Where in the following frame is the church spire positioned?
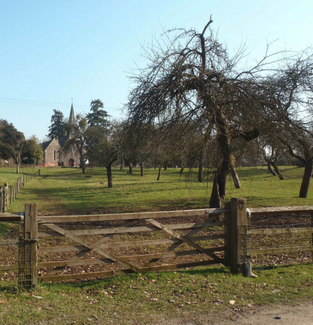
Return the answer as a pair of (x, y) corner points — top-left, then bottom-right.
(69, 99), (76, 125)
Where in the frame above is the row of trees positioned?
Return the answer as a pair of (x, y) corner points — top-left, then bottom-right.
(0, 120), (43, 173)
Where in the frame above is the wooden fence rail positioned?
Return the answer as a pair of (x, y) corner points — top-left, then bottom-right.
(0, 198), (312, 289)
(0, 169), (40, 212)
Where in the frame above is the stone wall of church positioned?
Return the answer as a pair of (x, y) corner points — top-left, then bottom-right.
(43, 138), (60, 167)
(60, 145), (81, 167)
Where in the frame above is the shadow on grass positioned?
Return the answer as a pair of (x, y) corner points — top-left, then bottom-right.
(39, 266), (230, 290)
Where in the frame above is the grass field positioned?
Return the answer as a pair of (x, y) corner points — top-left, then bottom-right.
(2, 165), (313, 215)
(0, 165), (312, 324)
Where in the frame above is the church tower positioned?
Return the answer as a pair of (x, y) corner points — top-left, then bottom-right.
(67, 100), (76, 138)
(69, 100), (76, 125)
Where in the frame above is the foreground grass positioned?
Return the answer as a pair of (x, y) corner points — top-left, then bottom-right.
(1, 165), (313, 215)
(0, 264), (312, 324)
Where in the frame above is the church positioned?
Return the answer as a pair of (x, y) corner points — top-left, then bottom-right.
(42, 103), (81, 167)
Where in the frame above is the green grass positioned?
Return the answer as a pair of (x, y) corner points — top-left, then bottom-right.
(0, 165), (312, 324)
(1, 165), (313, 215)
(0, 167), (38, 187)
(0, 264), (312, 324)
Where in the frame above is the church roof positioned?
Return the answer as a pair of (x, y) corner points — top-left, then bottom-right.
(58, 136), (69, 147)
(42, 139), (53, 151)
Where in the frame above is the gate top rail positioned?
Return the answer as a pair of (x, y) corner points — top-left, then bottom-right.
(249, 206), (313, 216)
(0, 212), (23, 221)
(38, 207), (229, 224)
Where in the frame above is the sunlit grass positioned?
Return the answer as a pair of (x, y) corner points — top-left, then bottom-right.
(0, 166), (312, 324)
(1, 165), (313, 214)
(0, 264), (312, 324)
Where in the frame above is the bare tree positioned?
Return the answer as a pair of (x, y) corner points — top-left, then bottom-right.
(63, 114), (88, 174)
(126, 19), (278, 207)
(260, 51), (313, 197)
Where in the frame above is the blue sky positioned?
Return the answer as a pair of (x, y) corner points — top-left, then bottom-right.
(0, 0), (312, 141)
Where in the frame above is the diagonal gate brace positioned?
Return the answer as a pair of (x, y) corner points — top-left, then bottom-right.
(45, 223), (144, 274)
(146, 218), (224, 263)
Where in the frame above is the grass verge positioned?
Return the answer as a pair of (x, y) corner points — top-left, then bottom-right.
(0, 264), (312, 324)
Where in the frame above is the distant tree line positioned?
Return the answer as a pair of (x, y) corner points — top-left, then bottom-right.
(0, 120), (43, 173)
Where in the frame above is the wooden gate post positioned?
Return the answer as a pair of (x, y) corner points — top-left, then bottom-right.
(225, 198), (250, 274)
(0, 186), (3, 212)
(18, 203), (38, 289)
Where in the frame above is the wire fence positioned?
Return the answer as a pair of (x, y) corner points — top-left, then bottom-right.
(250, 213), (312, 266)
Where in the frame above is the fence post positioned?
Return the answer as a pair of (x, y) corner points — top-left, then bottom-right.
(225, 198), (244, 273)
(225, 198), (255, 276)
(0, 186), (3, 212)
(311, 212), (313, 262)
(18, 203), (38, 289)
(13, 184), (16, 201)
(3, 183), (8, 212)
(233, 198), (256, 277)
(224, 200), (232, 268)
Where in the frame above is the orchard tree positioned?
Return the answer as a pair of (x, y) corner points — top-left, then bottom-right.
(86, 123), (119, 188)
(126, 19), (278, 207)
(259, 52), (313, 198)
(63, 114), (89, 174)
(127, 18), (313, 206)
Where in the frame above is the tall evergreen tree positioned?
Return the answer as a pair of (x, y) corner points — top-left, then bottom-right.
(86, 99), (110, 129)
(48, 109), (66, 139)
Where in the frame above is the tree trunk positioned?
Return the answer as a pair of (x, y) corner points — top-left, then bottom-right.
(16, 161), (20, 174)
(209, 163), (228, 208)
(81, 159), (86, 174)
(157, 165), (162, 181)
(271, 163), (284, 180)
(198, 155), (203, 182)
(106, 164), (113, 188)
(267, 162), (277, 176)
(140, 162), (144, 176)
(231, 165), (241, 188)
(128, 163), (133, 175)
(120, 155), (123, 171)
(164, 162), (168, 170)
(209, 174), (222, 208)
(299, 159), (312, 198)
(179, 166), (184, 175)
(209, 103), (231, 208)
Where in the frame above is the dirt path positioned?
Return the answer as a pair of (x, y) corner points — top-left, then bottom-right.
(157, 301), (313, 325)
(217, 301), (313, 325)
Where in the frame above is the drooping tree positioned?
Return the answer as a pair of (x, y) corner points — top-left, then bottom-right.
(126, 19), (277, 207)
(259, 52), (313, 198)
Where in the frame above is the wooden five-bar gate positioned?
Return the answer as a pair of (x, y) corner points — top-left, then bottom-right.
(0, 198), (312, 289)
